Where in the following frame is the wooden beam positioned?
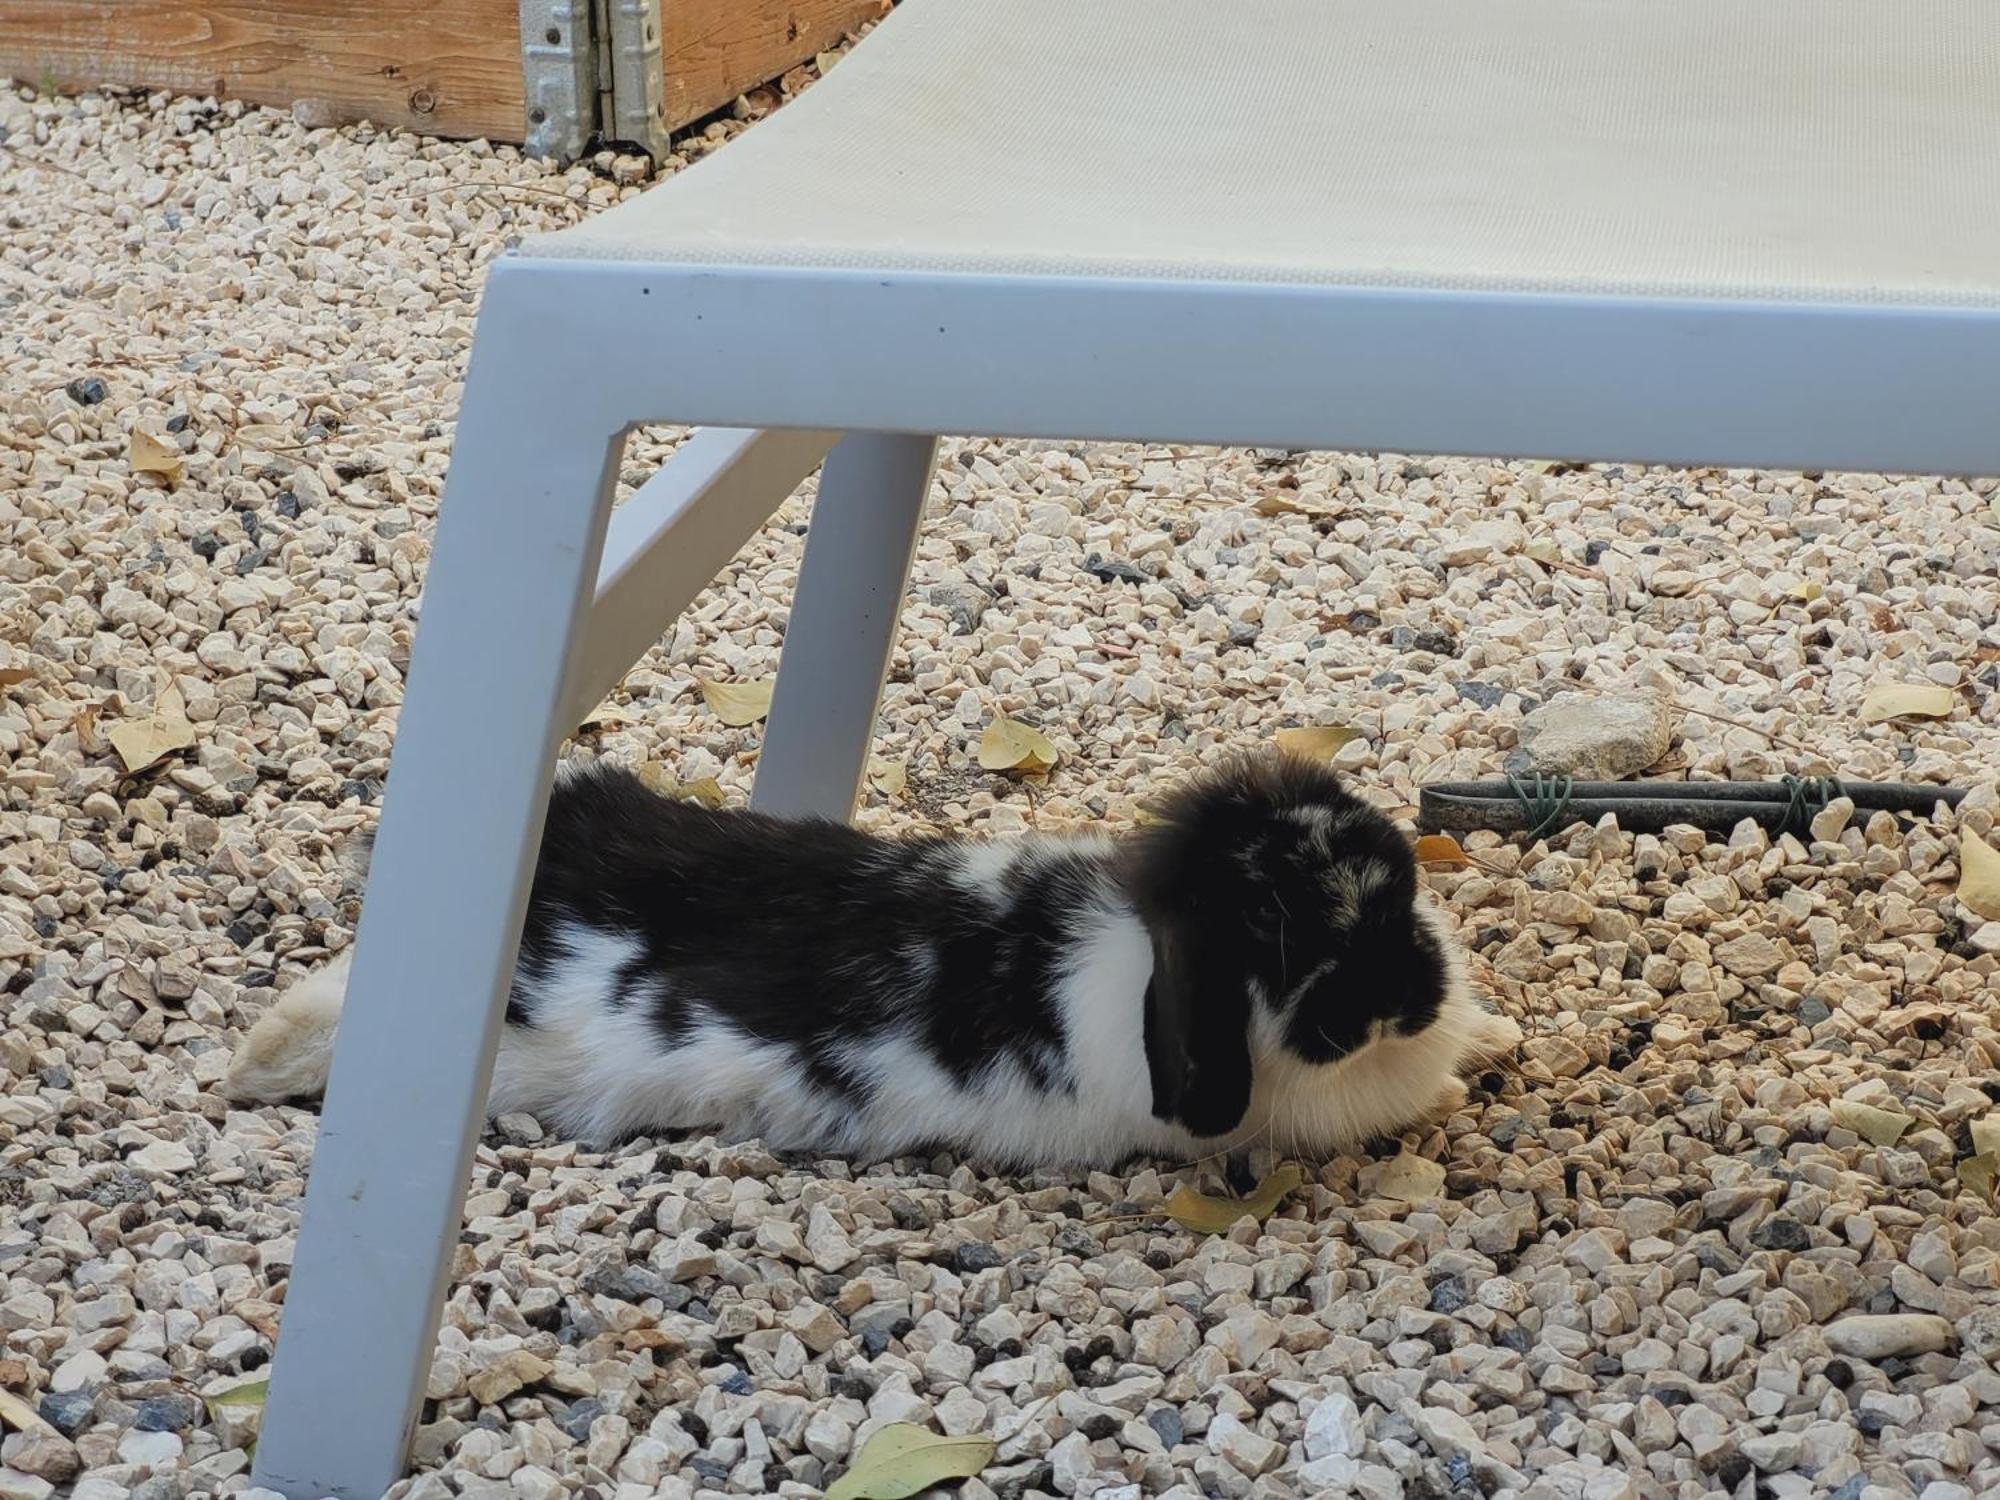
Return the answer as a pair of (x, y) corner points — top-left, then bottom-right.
(0, 0), (888, 145)
(0, 0), (526, 141)
(661, 0), (884, 128)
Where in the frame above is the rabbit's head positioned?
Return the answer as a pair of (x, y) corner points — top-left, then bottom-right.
(1122, 753), (1471, 1138)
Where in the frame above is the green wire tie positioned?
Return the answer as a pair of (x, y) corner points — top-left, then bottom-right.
(1505, 771), (1575, 841)
(1778, 775), (1843, 839)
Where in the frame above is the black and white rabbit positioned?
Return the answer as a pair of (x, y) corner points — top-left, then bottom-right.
(225, 754), (1520, 1167)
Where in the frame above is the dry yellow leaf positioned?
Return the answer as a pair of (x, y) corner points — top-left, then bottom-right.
(128, 427), (184, 481)
(637, 763), (725, 808)
(1957, 830), (2000, 921)
(106, 683), (196, 774)
(978, 715), (1058, 774)
(578, 700), (638, 730)
(824, 1424), (996, 1500)
(1274, 725), (1362, 761)
(73, 702), (103, 754)
(1959, 1153), (1998, 1207)
(232, 422), (289, 455)
(1254, 493), (1309, 518)
(0, 1386), (52, 1434)
(1374, 1153), (1448, 1205)
(1414, 834), (1472, 869)
(0, 642), (34, 688)
(205, 1379), (269, 1412)
(699, 677), (775, 727)
(1858, 682), (1955, 724)
(1785, 581), (1824, 603)
(1830, 1099), (1913, 1147)
(679, 777), (725, 809)
(868, 759), (908, 799)
(1162, 1165), (1305, 1234)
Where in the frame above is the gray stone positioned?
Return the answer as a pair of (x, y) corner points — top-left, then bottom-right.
(35, 1391), (95, 1438)
(133, 1394), (203, 1433)
(1518, 691), (1673, 780)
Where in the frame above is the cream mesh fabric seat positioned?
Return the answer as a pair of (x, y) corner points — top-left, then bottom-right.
(527, 0), (2000, 305)
(253, 3), (2000, 1494)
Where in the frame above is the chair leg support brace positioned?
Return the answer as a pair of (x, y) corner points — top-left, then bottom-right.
(251, 295), (629, 1500)
(565, 425), (836, 729)
(753, 432), (939, 821)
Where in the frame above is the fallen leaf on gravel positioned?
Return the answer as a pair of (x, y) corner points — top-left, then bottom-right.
(637, 763), (726, 809)
(1830, 1099), (1913, 1147)
(1164, 1165), (1305, 1234)
(0, 1386), (53, 1433)
(72, 702), (102, 753)
(699, 677), (774, 727)
(825, 1423), (996, 1500)
(979, 715), (1058, 774)
(1958, 1153), (1998, 1207)
(107, 682), (196, 773)
(1414, 834), (1471, 868)
(1858, 682), (1955, 724)
(1374, 1153), (1448, 1205)
(203, 1378), (269, 1459)
(1254, 493), (1309, 517)
(0, 640), (37, 688)
(1785, 581), (1824, 602)
(1274, 725), (1362, 761)
(204, 1379), (269, 1413)
(1957, 830), (2000, 921)
(128, 426), (184, 481)
(577, 700), (637, 730)
(868, 759), (907, 798)
(679, 777), (725, 809)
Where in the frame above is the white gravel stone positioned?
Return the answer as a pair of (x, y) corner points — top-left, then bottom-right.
(1303, 1392), (1364, 1460)
(1824, 1315), (1955, 1360)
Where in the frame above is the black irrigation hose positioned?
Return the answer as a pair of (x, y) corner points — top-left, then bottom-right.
(1419, 776), (1967, 839)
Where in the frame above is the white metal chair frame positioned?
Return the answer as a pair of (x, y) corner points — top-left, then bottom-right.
(246, 1), (2000, 1493)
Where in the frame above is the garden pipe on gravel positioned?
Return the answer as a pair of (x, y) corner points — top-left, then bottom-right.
(1418, 776), (1968, 840)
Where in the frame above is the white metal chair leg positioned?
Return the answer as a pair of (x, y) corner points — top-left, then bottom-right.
(251, 287), (629, 1500)
(752, 432), (939, 821)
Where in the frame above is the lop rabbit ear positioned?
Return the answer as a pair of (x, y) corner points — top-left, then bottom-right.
(1142, 924), (1252, 1140)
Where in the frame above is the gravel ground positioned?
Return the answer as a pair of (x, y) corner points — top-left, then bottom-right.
(5, 46), (2000, 1500)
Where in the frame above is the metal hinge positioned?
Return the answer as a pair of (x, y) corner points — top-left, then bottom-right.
(519, 0), (596, 161)
(604, 0), (673, 160)
(517, 0), (667, 164)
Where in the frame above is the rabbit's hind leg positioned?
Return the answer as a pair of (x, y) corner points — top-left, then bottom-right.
(223, 948), (355, 1104)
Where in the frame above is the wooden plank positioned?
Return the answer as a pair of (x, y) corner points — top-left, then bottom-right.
(661, 0), (885, 128)
(0, 0), (525, 141)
